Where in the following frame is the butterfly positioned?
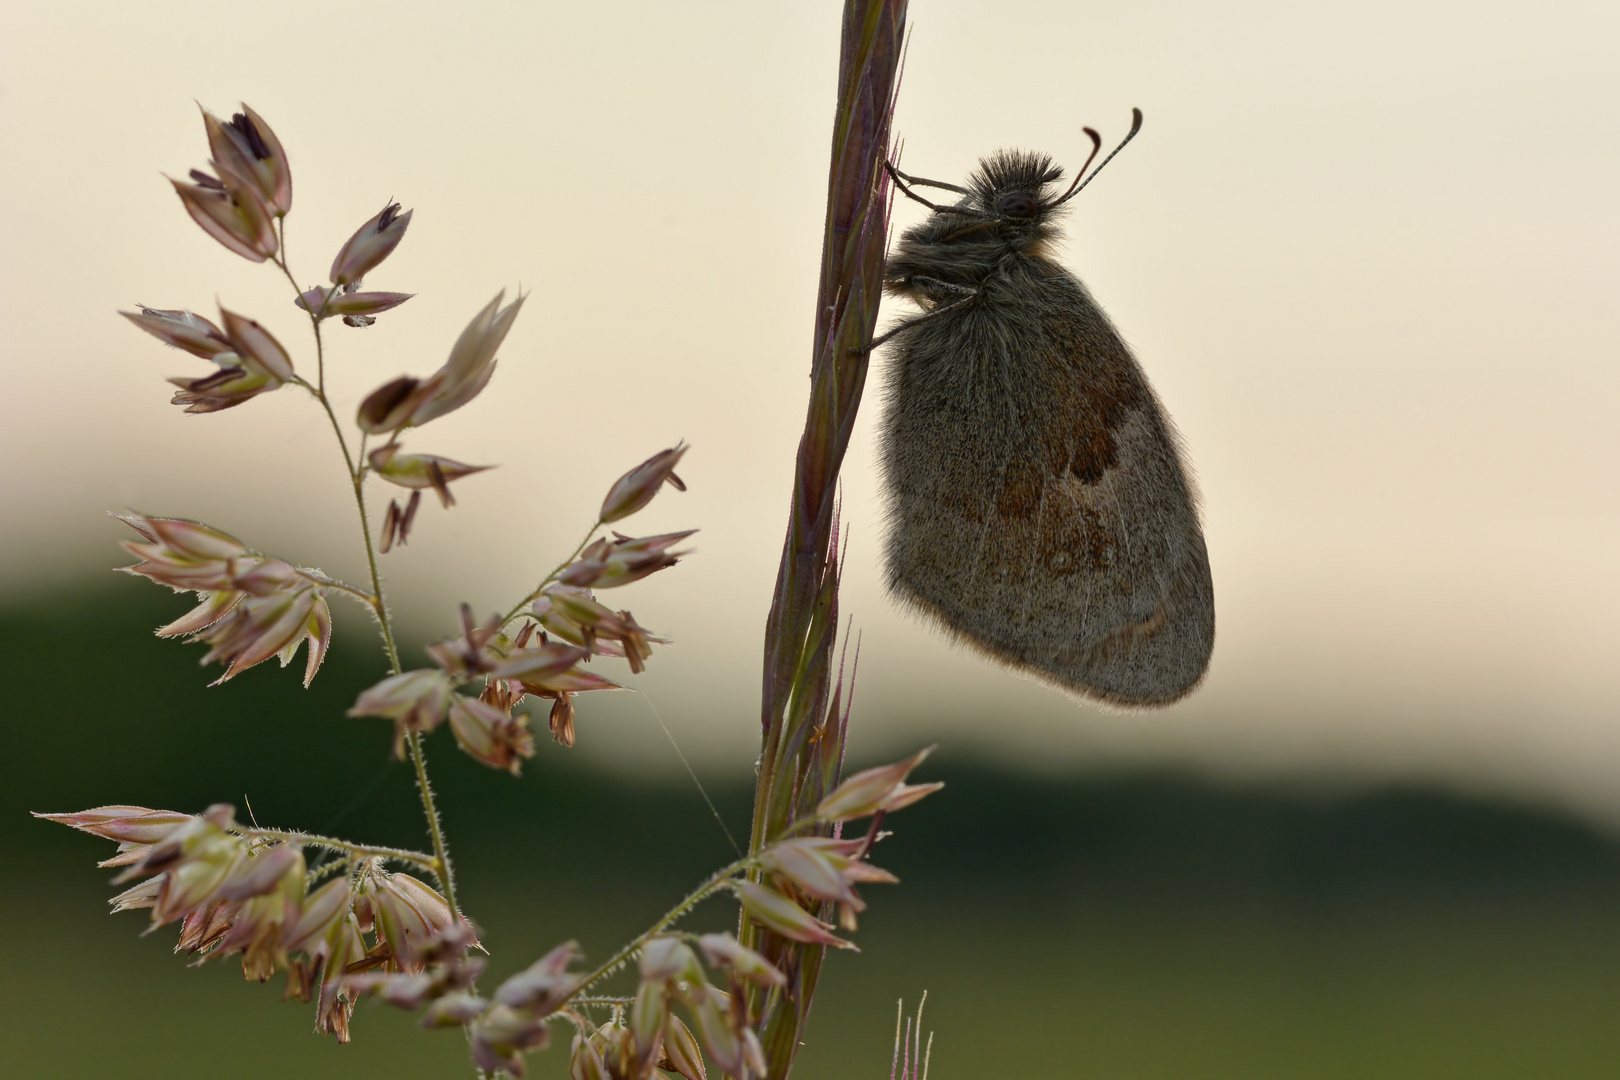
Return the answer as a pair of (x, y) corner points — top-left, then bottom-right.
(876, 110), (1213, 707)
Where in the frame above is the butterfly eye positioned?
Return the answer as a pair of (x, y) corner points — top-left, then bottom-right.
(995, 192), (1039, 218)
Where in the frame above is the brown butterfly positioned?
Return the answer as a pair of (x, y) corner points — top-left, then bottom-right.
(876, 110), (1213, 707)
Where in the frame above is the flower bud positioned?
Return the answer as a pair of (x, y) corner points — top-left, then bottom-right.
(190, 582), (331, 687)
(758, 839), (863, 909)
(631, 979), (668, 1061)
(357, 375), (424, 434)
(215, 845), (302, 901)
(348, 670), (453, 755)
(159, 306), (295, 413)
(282, 875), (354, 954)
(662, 1015), (708, 1080)
(734, 880), (852, 949)
(218, 307), (295, 382)
(330, 201), (412, 286)
(298, 286), (414, 320)
(372, 872), (455, 971)
(539, 588), (662, 672)
(742, 1027), (767, 1078)
(352, 291), (524, 434)
(472, 1004), (549, 1075)
(410, 290), (523, 426)
(203, 105), (291, 216)
(560, 529), (697, 589)
(421, 992), (489, 1027)
(491, 643), (591, 689)
(368, 444), (492, 508)
(151, 834), (242, 926)
(121, 306), (234, 359)
(32, 805), (192, 845)
(639, 936), (701, 985)
(570, 1033), (610, 1080)
(117, 512), (250, 592)
(695, 933), (786, 988)
(492, 940), (582, 1014)
(171, 171), (278, 261)
(689, 990), (745, 1078)
(447, 695), (535, 776)
(816, 746), (941, 823)
(600, 444), (688, 524)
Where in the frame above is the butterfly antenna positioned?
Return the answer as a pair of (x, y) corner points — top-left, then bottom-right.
(1054, 107), (1144, 205)
(1055, 128), (1103, 202)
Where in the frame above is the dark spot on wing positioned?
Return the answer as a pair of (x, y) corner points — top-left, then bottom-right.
(1041, 311), (1148, 487)
(995, 457), (1043, 519)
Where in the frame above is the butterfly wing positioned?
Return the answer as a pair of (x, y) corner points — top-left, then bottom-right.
(880, 270), (1214, 707)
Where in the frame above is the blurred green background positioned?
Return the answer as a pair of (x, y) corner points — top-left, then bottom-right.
(8, 584), (1620, 1079)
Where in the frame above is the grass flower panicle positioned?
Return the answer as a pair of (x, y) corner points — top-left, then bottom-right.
(40, 10), (941, 1074)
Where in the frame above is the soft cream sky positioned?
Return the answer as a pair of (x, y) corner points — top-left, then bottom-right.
(2, 2), (1617, 816)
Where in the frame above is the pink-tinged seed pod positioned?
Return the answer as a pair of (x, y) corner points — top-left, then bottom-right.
(734, 880), (853, 949)
(218, 308), (295, 382)
(688, 991), (746, 1079)
(695, 932), (786, 988)
(570, 1033), (610, 1080)
(122, 306), (235, 359)
(407, 290), (524, 426)
(330, 202), (412, 286)
(472, 1004), (550, 1075)
(31, 805), (193, 845)
(215, 845), (303, 901)
(564, 529), (698, 589)
(203, 105), (292, 216)
(171, 170), (278, 262)
(492, 643), (592, 688)
(137, 514), (248, 559)
(631, 979), (669, 1060)
(600, 443), (688, 524)
(639, 936), (702, 984)
(421, 992), (490, 1028)
(297, 286), (414, 319)
(446, 695), (535, 776)
(189, 585), (331, 686)
(663, 1015), (708, 1080)
(525, 667), (625, 694)
(368, 444), (493, 508)
(166, 367), (278, 413)
(371, 873), (454, 971)
(350, 292), (524, 434)
(357, 375), (425, 434)
(815, 745), (942, 823)
(348, 669), (454, 755)
(150, 836), (243, 927)
(741, 1027), (767, 1078)
(493, 940), (583, 1013)
(229, 557), (301, 597)
(315, 916), (365, 1042)
(108, 876), (164, 913)
(116, 513), (250, 594)
(758, 840), (863, 908)
(281, 875), (354, 954)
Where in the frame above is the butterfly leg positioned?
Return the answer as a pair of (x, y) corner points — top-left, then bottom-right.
(855, 280), (980, 353)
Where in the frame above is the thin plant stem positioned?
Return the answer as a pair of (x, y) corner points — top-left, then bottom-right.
(499, 520), (601, 627)
(570, 854), (755, 996)
(292, 568), (374, 603)
(242, 828), (437, 872)
(274, 227), (459, 916)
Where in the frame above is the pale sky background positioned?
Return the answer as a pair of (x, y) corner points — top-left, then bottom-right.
(2, 2), (1617, 818)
